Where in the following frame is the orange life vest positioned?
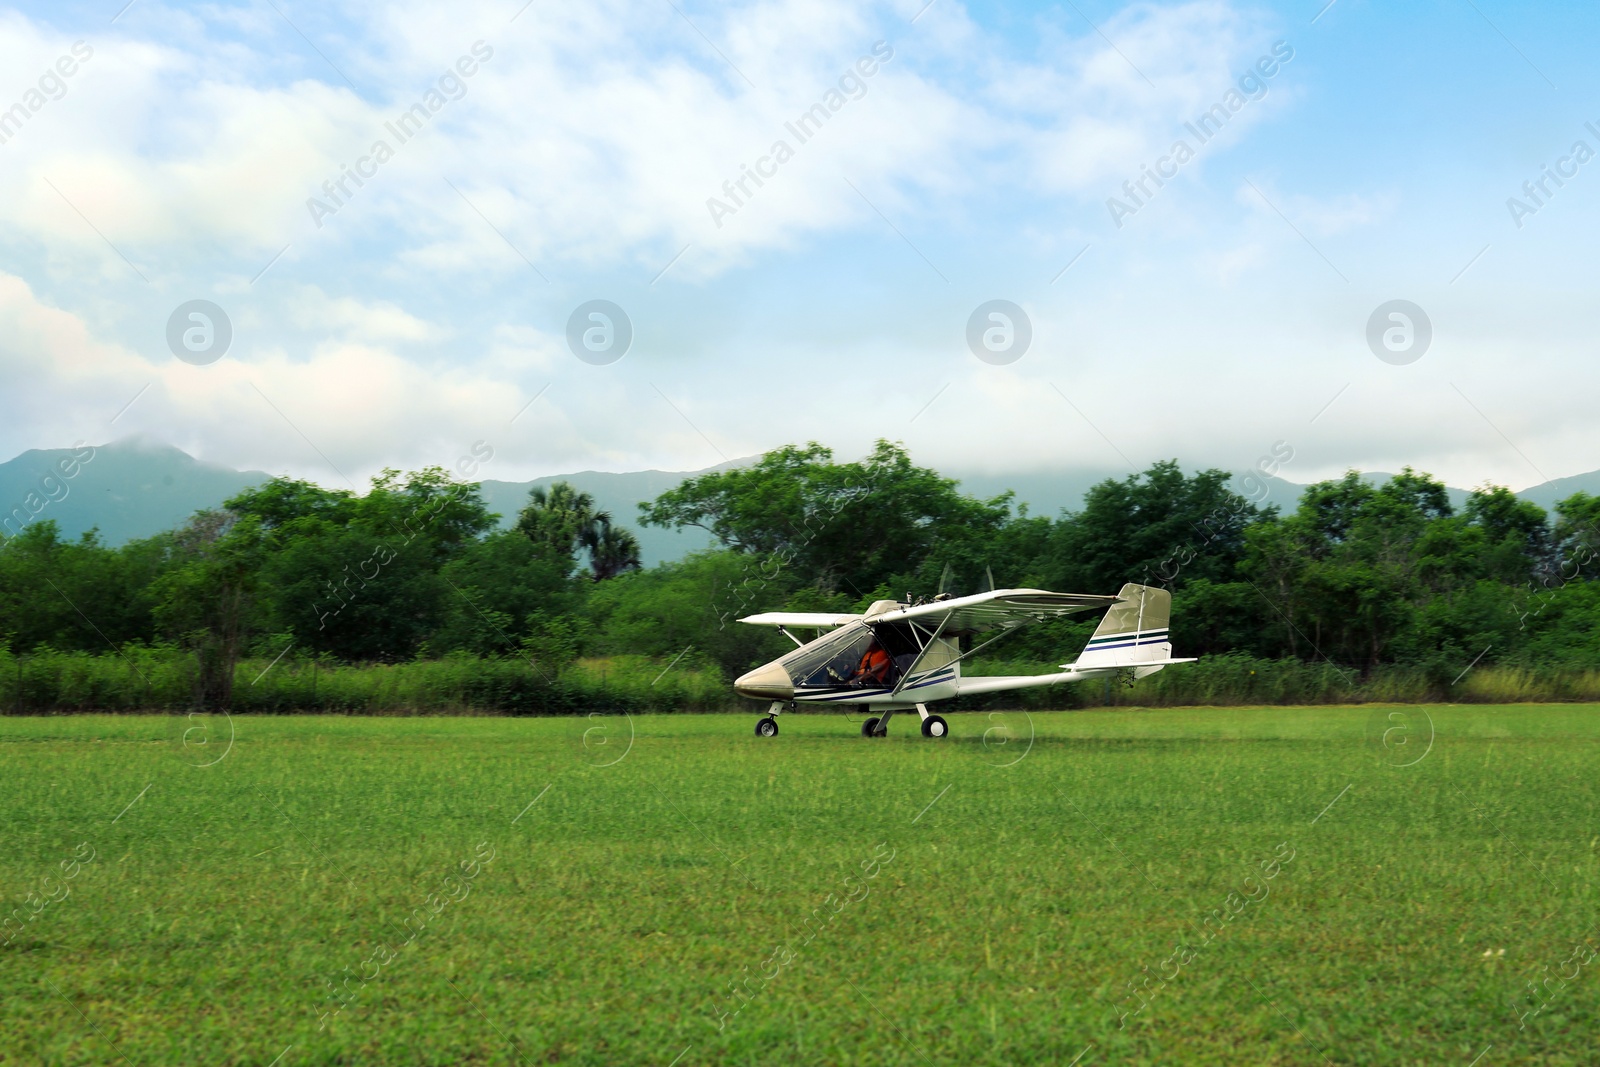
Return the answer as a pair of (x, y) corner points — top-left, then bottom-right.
(857, 645), (892, 683)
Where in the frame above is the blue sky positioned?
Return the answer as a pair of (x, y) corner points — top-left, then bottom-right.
(2, 0), (1596, 498)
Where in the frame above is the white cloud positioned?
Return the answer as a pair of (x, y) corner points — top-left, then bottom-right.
(5, 0), (1599, 499)
(281, 285), (442, 343)
(1234, 180), (1390, 238)
(0, 0), (1284, 277)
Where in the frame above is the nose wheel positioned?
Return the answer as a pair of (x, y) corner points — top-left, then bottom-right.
(755, 717), (779, 737)
(920, 714), (948, 738)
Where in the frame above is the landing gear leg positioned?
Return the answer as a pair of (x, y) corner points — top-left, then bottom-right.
(755, 701), (783, 738)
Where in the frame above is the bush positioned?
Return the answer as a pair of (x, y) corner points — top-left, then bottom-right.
(0, 646), (727, 716)
(7, 645), (1600, 715)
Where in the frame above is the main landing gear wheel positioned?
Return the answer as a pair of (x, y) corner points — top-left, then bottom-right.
(862, 717), (887, 738)
(921, 715), (948, 738)
(755, 717), (779, 737)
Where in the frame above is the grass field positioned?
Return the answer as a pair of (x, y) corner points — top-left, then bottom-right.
(2, 705), (1598, 1066)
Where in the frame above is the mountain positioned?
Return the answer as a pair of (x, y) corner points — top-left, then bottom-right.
(955, 466), (1600, 520)
(6, 439), (1600, 560)
(0, 438), (742, 566)
(945, 468), (1126, 519)
(1244, 470), (1474, 513)
(0, 438), (272, 546)
(1514, 470), (1600, 512)
(948, 468), (1468, 518)
(1248, 470), (1600, 516)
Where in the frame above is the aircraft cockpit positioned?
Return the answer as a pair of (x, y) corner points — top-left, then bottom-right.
(773, 619), (927, 688)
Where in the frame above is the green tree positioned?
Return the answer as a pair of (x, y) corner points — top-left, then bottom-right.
(1462, 485), (1551, 586)
(640, 441), (1011, 597)
(1554, 492), (1600, 571)
(359, 467), (497, 565)
(264, 525), (448, 661)
(230, 470), (497, 661)
(583, 515), (642, 581)
(517, 482), (597, 560)
(518, 482), (642, 581)
(1243, 468), (1484, 672)
(149, 511), (268, 707)
(585, 550), (796, 677)
(1039, 461), (1265, 594)
(225, 477), (356, 533)
(0, 521), (163, 653)
(434, 530), (583, 655)
(1170, 578), (1274, 659)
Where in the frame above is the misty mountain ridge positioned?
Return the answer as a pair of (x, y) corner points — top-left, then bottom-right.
(0, 437), (273, 549)
(4, 440), (1600, 565)
(0, 438), (733, 567)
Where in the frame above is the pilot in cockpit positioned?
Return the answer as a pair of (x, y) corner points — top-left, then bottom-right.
(852, 638), (894, 685)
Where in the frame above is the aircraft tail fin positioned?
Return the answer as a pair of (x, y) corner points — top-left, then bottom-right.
(1064, 583), (1178, 677)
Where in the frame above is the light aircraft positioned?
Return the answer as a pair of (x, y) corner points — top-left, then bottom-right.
(734, 583), (1192, 737)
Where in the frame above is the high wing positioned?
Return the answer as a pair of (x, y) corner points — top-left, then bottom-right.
(866, 588), (1118, 635)
(738, 612), (863, 628)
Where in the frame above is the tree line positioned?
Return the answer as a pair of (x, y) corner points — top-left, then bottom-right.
(3, 439), (1599, 708)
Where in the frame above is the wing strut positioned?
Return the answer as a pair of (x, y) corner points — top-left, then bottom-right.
(896, 614), (1030, 697)
(883, 609), (1021, 696)
(886, 609), (953, 699)
(946, 622), (1024, 667)
(887, 613), (1032, 698)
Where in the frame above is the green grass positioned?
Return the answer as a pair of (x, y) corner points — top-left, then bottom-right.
(2, 705), (1598, 1065)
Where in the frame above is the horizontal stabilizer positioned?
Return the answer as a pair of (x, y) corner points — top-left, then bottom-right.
(1059, 656), (1197, 673)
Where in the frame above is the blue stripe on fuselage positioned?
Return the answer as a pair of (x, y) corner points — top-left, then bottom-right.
(797, 667), (955, 702)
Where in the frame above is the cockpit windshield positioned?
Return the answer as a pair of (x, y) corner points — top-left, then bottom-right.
(776, 621), (928, 688)
(777, 623), (876, 687)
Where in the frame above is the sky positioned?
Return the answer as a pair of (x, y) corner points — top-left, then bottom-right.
(1, 0), (1597, 499)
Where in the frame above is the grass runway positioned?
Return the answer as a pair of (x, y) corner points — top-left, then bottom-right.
(1, 705), (1597, 1065)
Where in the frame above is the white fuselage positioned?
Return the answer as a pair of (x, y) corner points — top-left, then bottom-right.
(733, 617), (1110, 710)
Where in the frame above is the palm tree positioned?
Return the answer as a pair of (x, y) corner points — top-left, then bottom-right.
(583, 514), (642, 580)
(516, 482), (597, 558)
(517, 482), (642, 580)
